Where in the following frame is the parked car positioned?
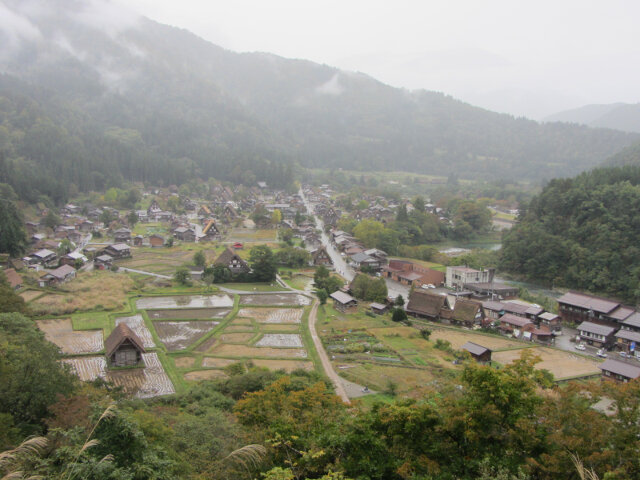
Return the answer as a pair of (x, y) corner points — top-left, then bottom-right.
(619, 351), (629, 358)
(575, 344), (586, 351)
(597, 349), (608, 358)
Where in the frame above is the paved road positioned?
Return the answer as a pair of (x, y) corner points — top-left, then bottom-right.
(307, 299), (351, 404)
(300, 188), (409, 300)
(117, 267), (172, 279)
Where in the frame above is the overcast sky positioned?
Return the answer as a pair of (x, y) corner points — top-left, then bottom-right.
(116, 0), (640, 119)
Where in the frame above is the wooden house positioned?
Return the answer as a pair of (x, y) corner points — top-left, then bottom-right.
(214, 248), (251, 275)
(498, 313), (534, 338)
(94, 254), (114, 270)
(39, 265), (76, 287)
(576, 321), (616, 348)
(330, 291), (358, 313)
(173, 227), (196, 242)
(113, 228), (132, 243)
(461, 341), (492, 363)
(149, 234), (165, 248)
(448, 299), (483, 327)
(202, 219), (220, 241)
(103, 244), (131, 259)
(406, 290), (447, 320)
(599, 358), (640, 383)
(105, 323), (145, 367)
(311, 246), (333, 267)
(370, 302), (389, 315)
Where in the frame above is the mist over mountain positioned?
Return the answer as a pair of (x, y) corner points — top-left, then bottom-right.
(544, 103), (640, 133)
(0, 0), (638, 203)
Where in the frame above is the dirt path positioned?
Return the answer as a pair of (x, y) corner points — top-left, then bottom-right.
(307, 299), (351, 404)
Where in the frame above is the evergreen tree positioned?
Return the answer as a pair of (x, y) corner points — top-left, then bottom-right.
(0, 198), (27, 256)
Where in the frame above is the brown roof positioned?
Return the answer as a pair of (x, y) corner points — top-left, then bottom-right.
(214, 247), (249, 270)
(499, 313), (533, 328)
(452, 299), (482, 323)
(462, 341), (491, 356)
(599, 359), (640, 379)
(406, 290), (447, 317)
(557, 292), (620, 314)
(105, 323), (146, 357)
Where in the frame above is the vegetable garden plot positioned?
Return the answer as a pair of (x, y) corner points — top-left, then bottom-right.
(237, 308), (303, 324)
(37, 318), (104, 354)
(115, 315), (155, 348)
(255, 333), (304, 348)
(154, 321), (219, 351)
(220, 332), (255, 343)
(239, 293), (311, 306)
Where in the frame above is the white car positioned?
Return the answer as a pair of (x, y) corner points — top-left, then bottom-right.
(575, 344), (586, 351)
(596, 349), (608, 358)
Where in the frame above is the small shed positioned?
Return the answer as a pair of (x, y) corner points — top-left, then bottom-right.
(105, 323), (146, 367)
(461, 341), (492, 363)
(330, 291), (358, 313)
(370, 302), (388, 315)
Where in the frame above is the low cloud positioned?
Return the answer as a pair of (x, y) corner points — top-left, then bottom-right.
(315, 73), (344, 96)
(72, 0), (141, 39)
(0, 2), (42, 54)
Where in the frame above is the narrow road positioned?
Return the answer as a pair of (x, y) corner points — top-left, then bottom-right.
(117, 267), (172, 279)
(307, 299), (351, 404)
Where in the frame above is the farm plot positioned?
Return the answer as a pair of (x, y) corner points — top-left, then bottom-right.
(20, 290), (43, 302)
(107, 353), (175, 398)
(147, 308), (231, 319)
(239, 293), (311, 306)
(115, 315), (155, 348)
(261, 324), (300, 333)
(255, 333), (304, 348)
(184, 370), (228, 381)
(62, 356), (107, 381)
(37, 318), (103, 354)
(209, 344), (308, 358)
(202, 357), (242, 368)
(229, 228), (277, 242)
(492, 347), (601, 380)
(154, 321), (219, 351)
(63, 353), (175, 398)
(173, 356), (196, 368)
(237, 308), (303, 324)
(220, 332), (255, 343)
(224, 325), (256, 332)
(429, 328), (526, 351)
(251, 359), (314, 372)
(136, 294), (233, 310)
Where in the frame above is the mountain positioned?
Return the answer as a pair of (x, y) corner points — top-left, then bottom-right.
(0, 0), (638, 204)
(501, 164), (640, 302)
(604, 140), (640, 167)
(544, 103), (640, 133)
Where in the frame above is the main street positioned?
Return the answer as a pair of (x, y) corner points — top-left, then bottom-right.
(300, 188), (409, 300)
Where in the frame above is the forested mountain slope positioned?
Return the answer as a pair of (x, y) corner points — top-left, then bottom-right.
(0, 0), (638, 203)
(501, 165), (640, 301)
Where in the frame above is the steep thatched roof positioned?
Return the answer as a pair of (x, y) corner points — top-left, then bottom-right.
(406, 290), (447, 317)
(214, 247), (249, 270)
(105, 323), (146, 357)
(452, 299), (482, 323)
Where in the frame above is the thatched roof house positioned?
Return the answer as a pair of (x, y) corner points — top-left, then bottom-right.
(105, 323), (146, 367)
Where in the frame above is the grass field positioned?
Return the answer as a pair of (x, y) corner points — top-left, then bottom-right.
(30, 271), (134, 315)
(492, 347), (601, 380)
(228, 228), (277, 242)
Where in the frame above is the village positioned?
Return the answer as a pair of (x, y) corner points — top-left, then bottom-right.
(1, 179), (638, 404)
